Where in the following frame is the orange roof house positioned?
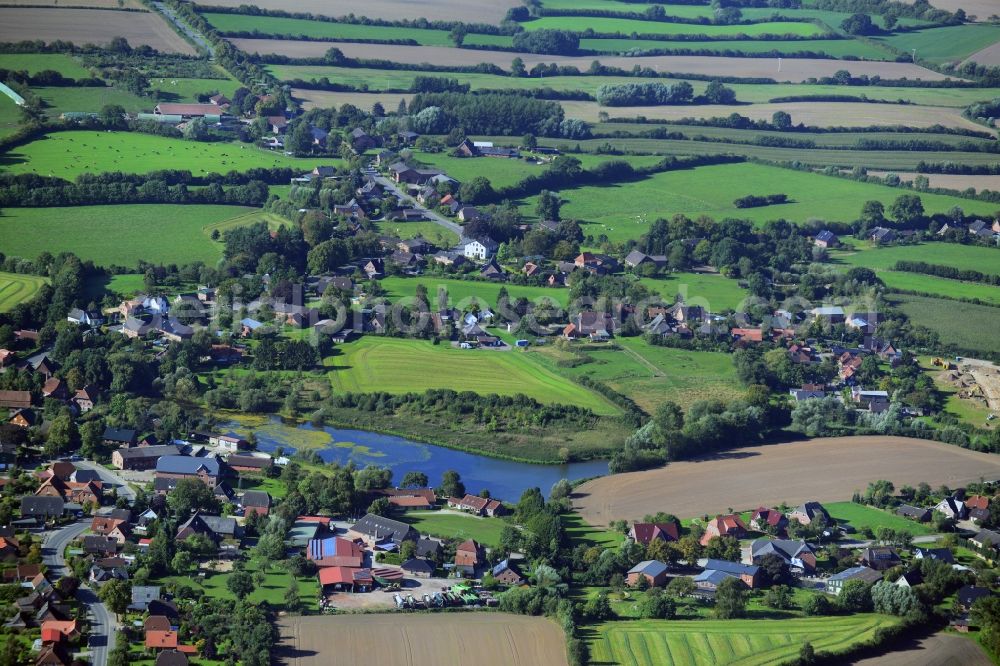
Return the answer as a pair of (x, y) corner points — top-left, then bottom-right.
(40, 620), (78, 644)
(701, 514), (748, 546)
(146, 630), (179, 650)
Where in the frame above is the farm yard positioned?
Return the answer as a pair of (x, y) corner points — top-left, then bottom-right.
(324, 336), (620, 416)
(0, 204), (254, 265)
(586, 615), (897, 666)
(0, 7), (197, 54)
(0, 271), (47, 312)
(2, 132), (321, 180)
(276, 614), (568, 666)
(572, 436), (1000, 525)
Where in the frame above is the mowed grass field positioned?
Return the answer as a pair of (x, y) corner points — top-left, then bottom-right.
(874, 24), (1000, 64)
(276, 614), (568, 666)
(0, 52), (91, 77)
(586, 615), (896, 666)
(525, 163), (999, 242)
(836, 243), (1000, 273)
(876, 271), (1000, 305)
(890, 294), (1000, 355)
(324, 336), (619, 414)
(374, 220), (459, 246)
(534, 338), (743, 413)
(378, 275), (563, 309)
(0, 271), (47, 312)
(2, 131), (322, 179)
(269, 65), (1000, 107)
(638, 273), (748, 311)
(523, 16), (828, 37)
(0, 204), (254, 265)
(578, 37), (890, 59)
(399, 511), (506, 546)
(825, 501), (935, 536)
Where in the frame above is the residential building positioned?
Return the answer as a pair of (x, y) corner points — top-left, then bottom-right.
(750, 539), (816, 574)
(241, 491), (271, 517)
(447, 494), (506, 517)
(112, 445), (180, 471)
(789, 501), (830, 526)
(401, 558), (435, 578)
(463, 237), (499, 260)
(455, 539), (485, 575)
(155, 455), (221, 488)
(696, 559), (761, 590)
(895, 505), (931, 522)
(826, 566), (882, 595)
(629, 522), (680, 546)
(749, 508), (788, 535)
(626, 560), (669, 588)
(318, 566), (373, 593)
(860, 547), (901, 571)
(491, 559), (524, 586)
(934, 497), (967, 520)
(700, 514), (748, 546)
(307, 537), (363, 568)
(348, 514), (418, 547)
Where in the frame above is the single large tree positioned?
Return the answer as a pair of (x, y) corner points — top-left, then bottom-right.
(714, 577), (748, 619)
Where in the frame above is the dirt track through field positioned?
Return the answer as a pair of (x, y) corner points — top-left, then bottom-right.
(573, 436), (1000, 525)
(206, 0), (519, 23)
(0, 7), (195, 54)
(276, 613), (568, 666)
(562, 100), (982, 131)
(849, 632), (993, 665)
(229, 39), (957, 82)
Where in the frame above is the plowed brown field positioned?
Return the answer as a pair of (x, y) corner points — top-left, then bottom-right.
(0, 7), (195, 54)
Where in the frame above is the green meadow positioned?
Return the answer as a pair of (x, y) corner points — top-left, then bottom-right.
(638, 273), (748, 311)
(876, 272), (1000, 306)
(399, 511), (506, 547)
(836, 243), (1000, 273)
(378, 275), (564, 308)
(158, 561), (318, 610)
(0, 271), (47, 312)
(826, 501), (935, 536)
(524, 16), (827, 37)
(0, 94), (20, 139)
(891, 294), (1000, 356)
(0, 53), (91, 78)
(324, 336), (619, 415)
(587, 615), (896, 666)
(202, 12), (454, 45)
(0, 204), (253, 265)
(2, 131), (322, 180)
(874, 24), (1000, 64)
(523, 162), (999, 243)
(374, 220), (459, 246)
(579, 37), (889, 58)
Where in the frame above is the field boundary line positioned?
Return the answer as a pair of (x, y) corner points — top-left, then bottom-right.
(620, 344), (664, 377)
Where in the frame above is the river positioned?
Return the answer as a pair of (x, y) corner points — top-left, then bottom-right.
(223, 417), (609, 500)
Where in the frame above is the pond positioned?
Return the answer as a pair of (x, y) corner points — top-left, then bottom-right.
(223, 416), (609, 500)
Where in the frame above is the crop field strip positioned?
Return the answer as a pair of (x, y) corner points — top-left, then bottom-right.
(890, 295), (1000, 356)
(230, 39), (957, 81)
(196, 0), (522, 23)
(0, 7), (197, 55)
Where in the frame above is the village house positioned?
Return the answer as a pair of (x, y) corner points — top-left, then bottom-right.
(491, 559), (524, 586)
(102, 427), (137, 448)
(860, 546), (902, 571)
(896, 505), (932, 522)
(208, 433), (248, 451)
(155, 455), (221, 488)
(934, 496), (967, 520)
(695, 559), (761, 591)
(112, 445), (180, 471)
(813, 230), (839, 248)
(789, 501), (830, 526)
(381, 488), (435, 511)
(700, 514), (748, 546)
(626, 560), (669, 588)
(454, 539), (485, 576)
(19, 496), (64, 521)
(749, 508), (789, 535)
(463, 236), (499, 261)
(915, 547), (954, 564)
(401, 558), (435, 578)
(971, 529), (1000, 552)
(241, 491), (271, 517)
(0, 391), (32, 410)
(966, 495), (991, 524)
(73, 385), (99, 413)
(750, 539), (817, 574)
(307, 536), (364, 568)
(826, 566), (882, 595)
(629, 521), (680, 546)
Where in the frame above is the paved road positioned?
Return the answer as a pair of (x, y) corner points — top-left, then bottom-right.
(367, 167), (464, 241)
(43, 521), (115, 666)
(153, 1), (215, 57)
(73, 460), (136, 504)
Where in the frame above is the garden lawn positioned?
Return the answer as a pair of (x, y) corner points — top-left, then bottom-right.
(889, 294), (1000, 356)
(638, 273), (748, 311)
(374, 220), (459, 246)
(159, 561), (318, 610)
(0, 204), (254, 265)
(524, 16), (828, 37)
(202, 12), (454, 45)
(874, 24), (1000, 64)
(324, 336), (619, 415)
(524, 162), (999, 243)
(563, 512), (626, 548)
(835, 243), (1000, 273)
(826, 501), (936, 536)
(586, 615), (897, 666)
(2, 131), (324, 180)
(0, 271), (47, 312)
(0, 53), (90, 77)
(399, 511), (506, 547)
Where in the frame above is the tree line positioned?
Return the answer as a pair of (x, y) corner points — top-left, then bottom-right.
(893, 260), (1000, 286)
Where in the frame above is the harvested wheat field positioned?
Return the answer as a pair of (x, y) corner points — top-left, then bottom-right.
(0, 0), (144, 6)
(0, 8), (195, 54)
(849, 632), (992, 666)
(207, 0), (519, 23)
(275, 613), (568, 666)
(564, 100), (982, 131)
(964, 40), (1000, 67)
(870, 171), (1000, 192)
(229, 40), (957, 82)
(904, 0), (999, 22)
(293, 89), (414, 111)
(573, 436), (1000, 525)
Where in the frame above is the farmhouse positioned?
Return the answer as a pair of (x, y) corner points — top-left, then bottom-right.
(227, 454), (271, 474)
(208, 433), (248, 451)
(454, 539), (485, 576)
(153, 103), (224, 120)
(826, 566), (882, 595)
(349, 514), (417, 548)
(629, 521), (679, 546)
(626, 560), (669, 588)
(241, 491), (271, 517)
(813, 230), (839, 248)
(307, 537), (363, 568)
(896, 505), (931, 522)
(112, 445), (180, 471)
(789, 501), (830, 526)
(155, 456), (221, 488)
(700, 514), (748, 546)
(103, 428), (137, 448)
(860, 547), (901, 571)
(934, 497), (967, 520)
(698, 559), (761, 591)
(491, 559), (525, 586)
(750, 539), (816, 573)
(0, 391), (32, 410)
(447, 494), (506, 517)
